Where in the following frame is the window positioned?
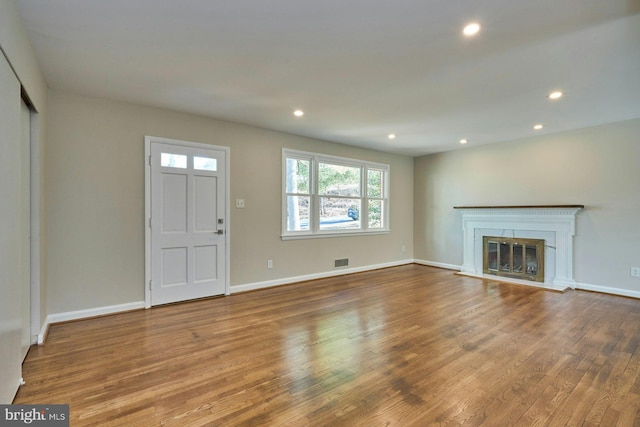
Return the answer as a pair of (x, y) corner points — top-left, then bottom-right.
(161, 153), (218, 171)
(193, 156), (217, 171)
(161, 153), (187, 168)
(283, 149), (389, 239)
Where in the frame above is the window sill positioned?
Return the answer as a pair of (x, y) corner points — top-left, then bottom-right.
(281, 230), (390, 240)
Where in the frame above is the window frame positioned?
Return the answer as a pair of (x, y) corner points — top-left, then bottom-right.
(282, 148), (390, 240)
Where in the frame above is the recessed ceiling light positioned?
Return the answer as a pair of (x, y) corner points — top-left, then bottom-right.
(388, 134), (396, 140)
(548, 91), (563, 100)
(460, 139), (468, 144)
(533, 124), (543, 130)
(463, 22), (481, 36)
(293, 110), (304, 117)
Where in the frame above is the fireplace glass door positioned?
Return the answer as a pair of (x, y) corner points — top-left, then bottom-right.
(483, 237), (544, 282)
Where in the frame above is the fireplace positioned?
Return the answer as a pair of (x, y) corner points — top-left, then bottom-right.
(454, 205), (583, 291)
(483, 236), (544, 282)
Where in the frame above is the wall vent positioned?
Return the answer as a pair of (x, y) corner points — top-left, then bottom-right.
(335, 258), (349, 268)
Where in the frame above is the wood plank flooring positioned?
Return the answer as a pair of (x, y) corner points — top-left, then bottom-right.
(14, 264), (640, 426)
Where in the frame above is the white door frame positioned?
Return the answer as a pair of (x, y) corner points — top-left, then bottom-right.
(29, 109), (42, 344)
(21, 94), (42, 346)
(144, 136), (231, 308)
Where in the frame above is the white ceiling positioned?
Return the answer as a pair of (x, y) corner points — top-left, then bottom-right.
(16, 0), (640, 156)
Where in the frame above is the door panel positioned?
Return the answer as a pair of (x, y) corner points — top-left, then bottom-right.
(161, 174), (187, 232)
(0, 50), (23, 403)
(150, 141), (226, 305)
(194, 176), (217, 231)
(194, 245), (217, 282)
(161, 247), (188, 286)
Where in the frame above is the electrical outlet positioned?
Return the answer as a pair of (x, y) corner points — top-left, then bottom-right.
(267, 260), (273, 269)
(235, 199), (245, 208)
(631, 267), (640, 278)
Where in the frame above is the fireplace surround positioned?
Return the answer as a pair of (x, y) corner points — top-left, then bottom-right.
(454, 205), (583, 291)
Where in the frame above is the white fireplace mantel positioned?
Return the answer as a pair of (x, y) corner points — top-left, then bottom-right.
(454, 205), (584, 291)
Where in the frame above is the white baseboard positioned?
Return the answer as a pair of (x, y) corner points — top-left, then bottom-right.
(414, 259), (640, 299)
(575, 282), (640, 299)
(37, 321), (49, 345)
(414, 259), (461, 271)
(230, 259), (414, 294)
(457, 271), (570, 292)
(38, 301), (145, 345)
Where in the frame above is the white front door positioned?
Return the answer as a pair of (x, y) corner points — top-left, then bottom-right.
(148, 139), (228, 306)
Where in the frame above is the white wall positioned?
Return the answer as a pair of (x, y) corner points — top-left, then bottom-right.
(414, 118), (640, 295)
(45, 90), (414, 315)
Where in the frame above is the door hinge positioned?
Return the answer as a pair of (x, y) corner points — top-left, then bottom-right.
(149, 280), (152, 290)
(149, 155), (153, 166)
(149, 218), (152, 228)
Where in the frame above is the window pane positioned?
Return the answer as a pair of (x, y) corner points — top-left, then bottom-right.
(161, 153), (187, 168)
(193, 156), (217, 171)
(319, 198), (361, 230)
(286, 196), (310, 231)
(286, 158), (310, 194)
(367, 169), (383, 198)
(318, 163), (360, 197)
(368, 200), (384, 229)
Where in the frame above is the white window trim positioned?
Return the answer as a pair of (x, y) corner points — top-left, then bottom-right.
(282, 148), (390, 240)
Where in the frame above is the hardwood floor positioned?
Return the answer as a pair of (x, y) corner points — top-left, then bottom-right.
(14, 264), (640, 426)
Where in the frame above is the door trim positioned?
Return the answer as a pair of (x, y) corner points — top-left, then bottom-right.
(144, 136), (231, 308)
(29, 109), (41, 344)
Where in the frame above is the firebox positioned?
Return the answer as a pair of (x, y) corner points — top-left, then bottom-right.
(483, 236), (544, 282)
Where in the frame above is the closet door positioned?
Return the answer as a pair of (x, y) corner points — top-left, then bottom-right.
(0, 52), (23, 403)
(20, 99), (31, 360)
